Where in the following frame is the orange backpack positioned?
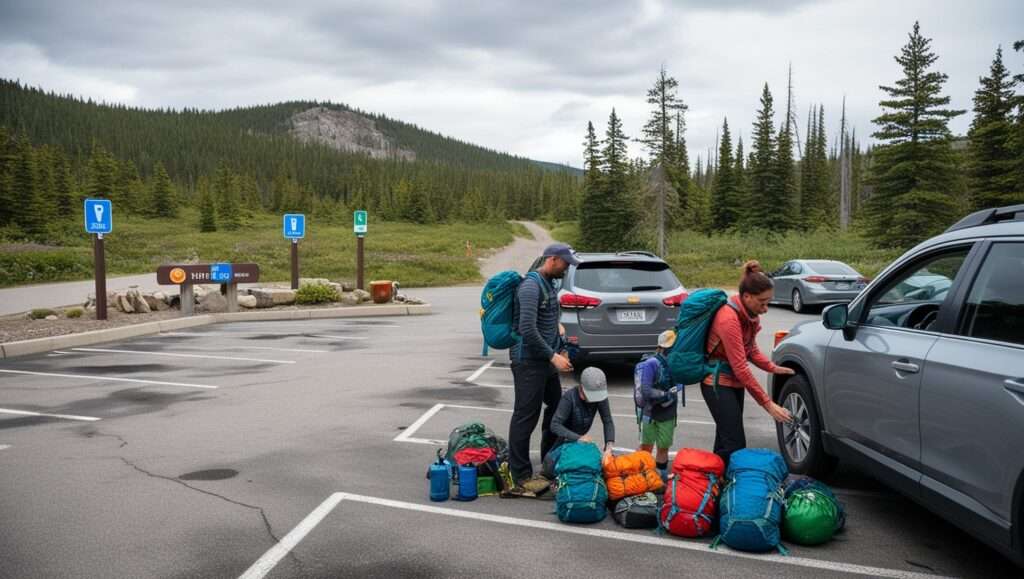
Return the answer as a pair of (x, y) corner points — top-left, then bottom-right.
(602, 450), (665, 501)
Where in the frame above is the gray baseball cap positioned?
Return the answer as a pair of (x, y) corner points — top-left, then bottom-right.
(542, 243), (581, 266)
(580, 367), (608, 402)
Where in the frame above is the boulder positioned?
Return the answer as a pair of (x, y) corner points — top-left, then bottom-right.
(340, 281), (356, 292)
(45, 314), (58, 320)
(352, 289), (371, 303)
(197, 290), (228, 313)
(340, 293), (360, 306)
(143, 294), (168, 311)
(238, 294), (258, 308)
(127, 288), (151, 314)
(404, 297), (426, 305)
(249, 288), (296, 308)
(117, 293), (134, 313)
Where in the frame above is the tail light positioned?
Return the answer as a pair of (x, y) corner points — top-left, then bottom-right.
(559, 293), (602, 309)
(662, 291), (689, 307)
(804, 276), (827, 283)
(774, 330), (790, 348)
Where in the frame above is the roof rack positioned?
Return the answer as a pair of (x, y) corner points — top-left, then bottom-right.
(616, 250), (659, 258)
(944, 204), (1024, 233)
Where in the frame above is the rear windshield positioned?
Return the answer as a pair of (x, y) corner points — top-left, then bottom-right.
(573, 262), (681, 293)
(805, 261), (858, 275)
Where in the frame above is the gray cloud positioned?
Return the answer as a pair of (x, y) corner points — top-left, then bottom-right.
(1, 0), (1022, 166)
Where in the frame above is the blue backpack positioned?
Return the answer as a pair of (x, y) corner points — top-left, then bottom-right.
(713, 448), (789, 553)
(664, 289), (736, 386)
(554, 442), (608, 524)
(479, 270), (549, 355)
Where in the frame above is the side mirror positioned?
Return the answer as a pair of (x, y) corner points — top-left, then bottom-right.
(822, 303), (849, 330)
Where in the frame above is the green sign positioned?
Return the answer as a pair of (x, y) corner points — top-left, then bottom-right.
(354, 210), (368, 235)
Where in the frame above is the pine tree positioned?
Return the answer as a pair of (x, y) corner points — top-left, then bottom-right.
(580, 109), (639, 251)
(711, 118), (739, 229)
(867, 22), (966, 248)
(0, 127), (14, 226)
(967, 46), (1021, 209)
(671, 113), (692, 225)
(1012, 41), (1024, 193)
(214, 163), (241, 229)
(774, 96), (798, 230)
(734, 136), (747, 216)
(12, 133), (47, 237)
(54, 152), (75, 219)
(197, 176), (217, 232)
(747, 83), (778, 230)
(85, 145), (118, 202)
(150, 162), (178, 218)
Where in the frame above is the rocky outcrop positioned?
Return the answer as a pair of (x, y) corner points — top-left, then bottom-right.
(248, 288), (297, 308)
(289, 107), (415, 161)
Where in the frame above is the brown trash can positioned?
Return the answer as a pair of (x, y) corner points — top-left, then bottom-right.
(370, 280), (395, 304)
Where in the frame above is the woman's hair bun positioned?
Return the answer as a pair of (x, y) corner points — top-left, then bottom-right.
(743, 260), (763, 276)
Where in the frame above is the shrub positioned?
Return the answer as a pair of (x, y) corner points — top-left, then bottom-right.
(295, 283), (339, 304)
(65, 307), (84, 318)
(30, 308), (57, 319)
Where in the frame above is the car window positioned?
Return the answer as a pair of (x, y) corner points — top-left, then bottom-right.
(791, 262), (803, 275)
(573, 261), (681, 293)
(806, 261), (858, 275)
(863, 248), (969, 330)
(959, 243), (1024, 346)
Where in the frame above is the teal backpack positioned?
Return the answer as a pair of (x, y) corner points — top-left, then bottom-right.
(479, 270), (549, 356)
(664, 288), (737, 386)
(554, 442), (608, 524)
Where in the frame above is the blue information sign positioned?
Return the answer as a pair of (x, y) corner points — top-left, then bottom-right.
(210, 263), (233, 283)
(283, 214), (305, 239)
(353, 210), (367, 235)
(84, 199), (113, 234)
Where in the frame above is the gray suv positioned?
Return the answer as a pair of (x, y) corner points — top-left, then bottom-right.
(530, 251), (686, 362)
(770, 204), (1024, 565)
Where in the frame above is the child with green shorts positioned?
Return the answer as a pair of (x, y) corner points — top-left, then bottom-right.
(635, 330), (683, 480)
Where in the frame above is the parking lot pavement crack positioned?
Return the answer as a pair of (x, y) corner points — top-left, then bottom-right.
(86, 431), (128, 448)
(117, 457), (305, 570)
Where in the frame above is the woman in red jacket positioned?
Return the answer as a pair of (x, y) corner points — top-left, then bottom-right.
(701, 260), (793, 464)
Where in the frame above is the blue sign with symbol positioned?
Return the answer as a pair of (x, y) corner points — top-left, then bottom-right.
(84, 199), (112, 234)
(283, 214), (305, 239)
(353, 210), (367, 235)
(210, 263), (233, 283)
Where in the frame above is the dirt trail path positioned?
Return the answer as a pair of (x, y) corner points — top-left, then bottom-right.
(478, 221), (557, 278)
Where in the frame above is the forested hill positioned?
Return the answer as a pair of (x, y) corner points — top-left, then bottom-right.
(0, 79), (583, 231)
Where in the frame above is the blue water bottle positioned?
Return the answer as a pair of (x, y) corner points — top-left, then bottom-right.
(429, 449), (450, 502)
(456, 464), (478, 501)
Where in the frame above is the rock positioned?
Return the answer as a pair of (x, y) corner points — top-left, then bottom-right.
(404, 297), (426, 305)
(153, 291), (167, 302)
(127, 288), (151, 314)
(238, 294), (257, 308)
(197, 290), (228, 313)
(353, 289), (371, 303)
(394, 293), (407, 303)
(340, 281), (356, 292)
(45, 314), (58, 320)
(340, 293), (360, 306)
(117, 293), (134, 313)
(143, 294), (168, 311)
(249, 288), (296, 308)
(193, 285), (209, 299)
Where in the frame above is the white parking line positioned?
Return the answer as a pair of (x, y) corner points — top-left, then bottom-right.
(308, 335), (368, 341)
(228, 346), (328, 354)
(393, 403), (446, 444)
(70, 347), (296, 364)
(241, 492), (950, 579)
(0, 444), (11, 451)
(465, 360), (495, 383)
(0, 368), (218, 389)
(0, 407), (101, 421)
(161, 331), (367, 341)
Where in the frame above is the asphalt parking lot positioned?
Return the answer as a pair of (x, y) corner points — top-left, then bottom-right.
(0, 286), (1019, 578)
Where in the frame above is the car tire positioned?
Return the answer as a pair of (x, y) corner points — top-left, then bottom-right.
(776, 374), (836, 478)
(792, 289), (805, 314)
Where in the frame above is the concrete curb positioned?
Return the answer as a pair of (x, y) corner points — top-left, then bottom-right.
(0, 304), (431, 359)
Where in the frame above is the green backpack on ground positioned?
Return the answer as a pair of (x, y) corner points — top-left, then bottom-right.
(444, 422), (509, 465)
(554, 442), (608, 524)
(782, 477), (846, 546)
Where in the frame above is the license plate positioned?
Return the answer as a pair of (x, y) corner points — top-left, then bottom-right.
(617, 309), (645, 322)
(836, 282), (851, 290)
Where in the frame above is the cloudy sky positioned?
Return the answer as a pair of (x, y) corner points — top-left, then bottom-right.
(1, 0), (1021, 168)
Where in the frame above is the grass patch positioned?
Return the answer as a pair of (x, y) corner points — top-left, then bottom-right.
(65, 307), (84, 318)
(538, 222), (900, 288)
(294, 283), (340, 304)
(29, 308), (57, 319)
(0, 210), (521, 288)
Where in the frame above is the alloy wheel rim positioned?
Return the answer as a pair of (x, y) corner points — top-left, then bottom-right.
(793, 290), (802, 311)
(783, 392), (811, 462)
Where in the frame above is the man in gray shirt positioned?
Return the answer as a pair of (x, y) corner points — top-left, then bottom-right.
(507, 243), (579, 496)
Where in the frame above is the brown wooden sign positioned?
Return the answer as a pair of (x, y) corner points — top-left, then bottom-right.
(157, 264), (260, 285)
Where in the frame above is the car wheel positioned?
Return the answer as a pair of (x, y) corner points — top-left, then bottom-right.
(776, 374), (836, 478)
(792, 289), (805, 314)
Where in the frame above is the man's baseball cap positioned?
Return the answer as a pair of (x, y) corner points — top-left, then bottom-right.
(580, 367), (608, 402)
(542, 243), (581, 266)
(658, 330), (677, 349)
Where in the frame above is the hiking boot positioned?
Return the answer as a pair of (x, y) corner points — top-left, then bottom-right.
(501, 485), (536, 498)
(521, 475), (551, 495)
(536, 480), (558, 501)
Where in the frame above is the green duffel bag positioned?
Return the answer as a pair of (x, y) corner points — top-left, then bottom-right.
(782, 478), (845, 546)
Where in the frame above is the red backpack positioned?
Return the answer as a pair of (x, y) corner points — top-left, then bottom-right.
(660, 448), (725, 538)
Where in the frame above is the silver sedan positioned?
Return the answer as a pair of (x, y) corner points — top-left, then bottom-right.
(769, 260), (868, 313)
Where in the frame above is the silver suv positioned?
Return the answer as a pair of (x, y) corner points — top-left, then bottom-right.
(530, 251), (686, 363)
(770, 204), (1024, 566)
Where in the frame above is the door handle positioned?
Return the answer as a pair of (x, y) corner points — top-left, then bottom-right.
(891, 360), (919, 374)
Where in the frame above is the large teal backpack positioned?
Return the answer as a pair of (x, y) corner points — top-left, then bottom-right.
(479, 270), (549, 355)
(554, 442), (608, 524)
(664, 288), (736, 386)
(713, 448), (789, 554)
